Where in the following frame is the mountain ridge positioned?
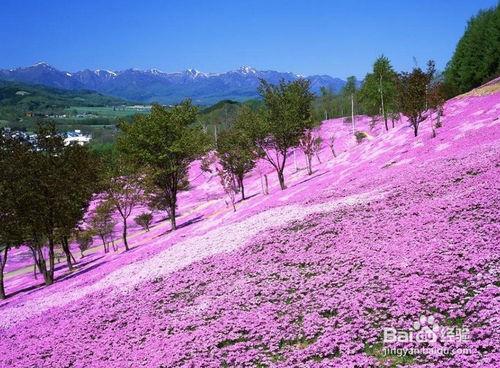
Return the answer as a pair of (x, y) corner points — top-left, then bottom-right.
(0, 63), (349, 105)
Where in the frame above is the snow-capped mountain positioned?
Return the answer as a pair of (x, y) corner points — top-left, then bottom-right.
(0, 63), (348, 104)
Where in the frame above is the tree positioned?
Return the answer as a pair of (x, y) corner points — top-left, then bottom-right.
(396, 61), (437, 137)
(118, 102), (209, 230)
(427, 80), (447, 137)
(76, 230), (93, 258)
(245, 79), (314, 190)
(359, 56), (397, 131)
(216, 115), (256, 200)
(342, 76), (358, 97)
(24, 123), (99, 284)
(341, 76), (359, 133)
(90, 200), (116, 253)
(217, 167), (238, 212)
(328, 134), (337, 158)
(135, 212), (153, 232)
(56, 143), (100, 270)
(105, 168), (143, 251)
(445, 5), (500, 96)
(299, 129), (323, 175)
(0, 131), (31, 298)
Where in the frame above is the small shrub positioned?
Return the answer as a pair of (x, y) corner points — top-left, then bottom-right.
(355, 131), (368, 144)
(135, 212), (153, 232)
(76, 230), (93, 257)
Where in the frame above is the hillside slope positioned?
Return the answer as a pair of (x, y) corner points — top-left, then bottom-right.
(0, 81), (499, 367)
(0, 79), (127, 108)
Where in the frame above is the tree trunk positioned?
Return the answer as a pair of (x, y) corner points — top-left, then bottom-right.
(331, 146), (337, 158)
(238, 175), (245, 200)
(100, 235), (108, 253)
(47, 237), (55, 285)
(61, 236), (74, 271)
(413, 122), (419, 137)
(169, 202), (177, 231)
(277, 170), (286, 190)
(35, 247), (47, 282)
(436, 110), (442, 128)
(264, 175), (269, 194)
(122, 219), (130, 251)
(379, 75), (388, 131)
(306, 155), (313, 175)
(0, 247), (8, 299)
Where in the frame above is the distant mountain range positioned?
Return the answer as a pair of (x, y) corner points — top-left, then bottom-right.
(0, 63), (349, 105)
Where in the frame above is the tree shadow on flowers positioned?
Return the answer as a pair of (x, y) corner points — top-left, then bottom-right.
(290, 170), (328, 188)
(155, 215), (204, 237)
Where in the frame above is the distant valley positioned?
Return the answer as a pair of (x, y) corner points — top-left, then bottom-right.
(0, 63), (349, 105)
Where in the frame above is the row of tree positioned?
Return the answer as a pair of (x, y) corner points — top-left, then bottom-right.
(0, 125), (99, 294)
(0, 79), (316, 298)
(0, 57), (466, 299)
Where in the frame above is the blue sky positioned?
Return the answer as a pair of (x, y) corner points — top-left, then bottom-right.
(0, 0), (496, 78)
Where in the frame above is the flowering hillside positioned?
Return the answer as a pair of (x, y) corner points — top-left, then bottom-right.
(0, 81), (499, 367)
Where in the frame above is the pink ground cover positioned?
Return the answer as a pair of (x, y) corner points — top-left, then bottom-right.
(0, 87), (499, 367)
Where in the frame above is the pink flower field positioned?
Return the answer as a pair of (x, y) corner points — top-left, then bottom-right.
(0, 82), (499, 367)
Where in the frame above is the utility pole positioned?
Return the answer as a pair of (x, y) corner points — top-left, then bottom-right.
(379, 74), (387, 131)
(351, 93), (355, 135)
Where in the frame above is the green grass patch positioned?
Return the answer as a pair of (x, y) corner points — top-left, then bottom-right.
(365, 342), (415, 367)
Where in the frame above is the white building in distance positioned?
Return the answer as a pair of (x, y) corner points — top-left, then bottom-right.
(64, 130), (92, 146)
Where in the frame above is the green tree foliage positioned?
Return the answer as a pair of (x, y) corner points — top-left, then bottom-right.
(341, 76), (360, 125)
(0, 123), (99, 288)
(359, 55), (397, 131)
(135, 212), (153, 232)
(245, 79), (314, 190)
(118, 101), (209, 230)
(299, 129), (323, 175)
(216, 110), (257, 200)
(445, 5), (500, 95)
(0, 131), (32, 298)
(342, 76), (358, 97)
(104, 158), (143, 251)
(90, 200), (116, 253)
(30, 123), (99, 282)
(396, 61), (437, 137)
(76, 230), (93, 258)
(427, 79), (447, 137)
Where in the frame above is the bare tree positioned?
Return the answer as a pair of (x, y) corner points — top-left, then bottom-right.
(299, 129), (323, 175)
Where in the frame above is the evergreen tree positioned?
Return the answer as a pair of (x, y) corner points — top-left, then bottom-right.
(445, 5), (500, 95)
(359, 55), (397, 131)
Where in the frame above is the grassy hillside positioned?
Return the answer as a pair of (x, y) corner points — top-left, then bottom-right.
(0, 80), (127, 116)
(0, 80), (140, 144)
